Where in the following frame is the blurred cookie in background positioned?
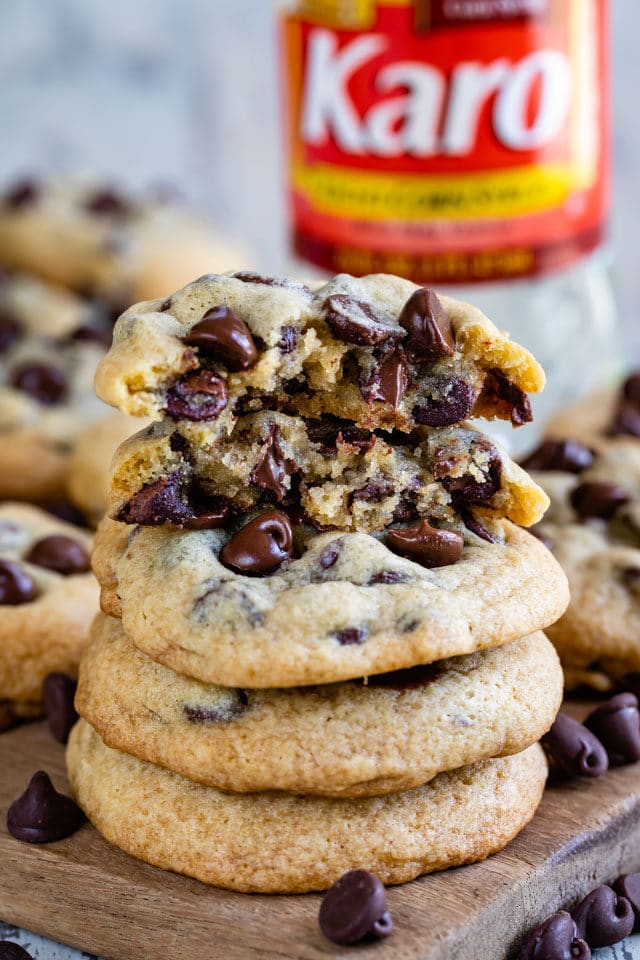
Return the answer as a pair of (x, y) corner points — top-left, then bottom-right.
(544, 371), (640, 444)
(0, 178), (250, 308)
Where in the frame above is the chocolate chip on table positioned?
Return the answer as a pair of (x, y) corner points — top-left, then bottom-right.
(0, 942), (35, 960)
(398, 288), (455, 361)
(613, 873), (640, 926)
(570, 482), (630, 520)
(25, 535), (90, 575)
(7, 771), (84, 843)
(250, 425), (296, 501)
(481, 368), (533, 426)
(165, 370), (229, 421)
(324, 295), (394, 347)
(183, 691), (248, 724)
(220, 511), (294, 575)
(412, 377), (475, 427)
(184, 306), (258, 372)
(541, 712), (609, 778)
(361, 346), (408, 409)
(42, 672), (78, 744)
(3, 179), (39, 209)
(0, 561), (37, 605)
(319, 869), (393, 946)
(584, 693), (640, 766)
(518, 911), (591, 960)
(0, 311), (21, 353)
(521, 439), (595, 473)
(572, 885), (634, 948)
(84, 188), (129, 216)
(11, 363), (68, 405)
(387, 520), (464, 569)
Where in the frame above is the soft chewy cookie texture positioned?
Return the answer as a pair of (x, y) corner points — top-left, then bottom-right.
(93, 515), (568, 688)
(107, 412), (548, 534)
(67, 719), (547, 894)
(77, 613), (562, 798)
(95, 271), (544, 434)
(0, 502), (97, 728)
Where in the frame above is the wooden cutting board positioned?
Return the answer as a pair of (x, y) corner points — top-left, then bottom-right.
(2, 715), (640, 960)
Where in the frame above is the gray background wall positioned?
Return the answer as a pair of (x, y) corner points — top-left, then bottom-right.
(0, 0), (637, 342)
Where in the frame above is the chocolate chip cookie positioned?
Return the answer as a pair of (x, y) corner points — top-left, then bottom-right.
(67, 718), (547, 893)
(0, 503), (97, 728)
(0, 178), (248, 306)
(92, 515), (568, 687)
(94, 271), (544, 433)
(107, 412), (548, 533)
(77, 613), (561, 797)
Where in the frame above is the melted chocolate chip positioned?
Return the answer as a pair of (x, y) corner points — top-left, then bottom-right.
(482, 369), (533, 426)
(0, 561), (37, 605)
(541, 712), (609, 778)
(584, 693), (640, 766)
(518, 911), (591, 960)
(366, 662), (443, 690)
(0, 311), (21, 353)
(412, 377), (475, 427)
(613, 873), (640, 927)
(570, 482), (630, 520)
(11, 363), (68, 405)
(0, 943), (35, 960)
(319, 870), (393, 946)
(220, 511), (293, 575)
(436, 442), (502, 504)
(84, 188), (129, 216)
(182, 495), (232, 530)
(7, 771), (84, 843)
(42, 672), (78, 744)
(183, 691), (248, 724)
(165, 370), (229, 421)
(184, 306), (258, 372)
(391, 498), (421, 525)
(25, 535), (90, 575)
(320, 542), (342, 569)
(521, 439), (595, 473)
(334, 627), (368, 646)
(3, 179), (39, 209)
(572, 886), (634, 948)
(361, 346), (408, 409)
(387, 520), (464, 569)
(278, 326), (298, 353)
(351, 481), (394, 504)
(117, 474), (192, 526)
(307, 417), (375, 453)
(398, 288), (455, 361)
(460, 508), (498, 543)
(250, 426), (295, 501)
(324, 295), (394, 347)
(368, 570), (409, 585)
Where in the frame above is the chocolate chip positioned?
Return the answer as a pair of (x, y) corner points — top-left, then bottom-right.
(11, 363), (68, 405)
(220, 511), (293, 575)
(37, 499), (89, 529)
(361, 346), (408, 409)
(570, 482), (630, 520)
(0, 311), (21, 353)
(623, 566), (640, 592)
(68, 323), (112, 348)
(159, 297), (172, 312)
(0, 561), (37, 605)
(324, 295), (394, 347)
(622, 373), (640, 405)
(3, 179), (39, 209)
(521, 439), (595, 473)
(460, 508), (499, 543)
(84, 188), (129, 216)
(610, 403), (640, 438)
(481, 368), (533, 426)
(387, 520), (463, 568)
(184, 306), (258, 372)
(391, 498), (420, 525)
(165, 370), (229, 421)
(366, 662), (443, 690)
(307, 417), (375, 453)
(0, 943), (35, 960)
(613, 874), (640, 927)
(25, 535), (90, 575)
(368, 570), (409, 585)
(182, 495), (232, 530)
(351, 481), (394, 504)
(398, 288), (455, 360)
(541, 712), (608, 778)
(412, 377), (475, 427)
(183, 691), (248, 724)
(7, 771), (84, 843)
(117, 474), (192, 526)
(233, 272), (311, 296)
(277, 326), (298, 353)
(584, 693), (640, 766)
(320, 542), (342, 569)
(334, 627), (368, 645)
(319, 870), (393, 946)
(572, 885), (634, 948)
(250, 426), (295, 501)
(437, 444), (502, 504)
(518, 911), (590, 960)
(42, 673), (78, 744)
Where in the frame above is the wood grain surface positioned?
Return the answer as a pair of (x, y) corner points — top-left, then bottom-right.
(1, 714), (640, 960)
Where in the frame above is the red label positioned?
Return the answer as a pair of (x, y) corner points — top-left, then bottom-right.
(280, 0), (609, 283)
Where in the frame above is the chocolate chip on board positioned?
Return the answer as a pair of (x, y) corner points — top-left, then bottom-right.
(386, 520), (463, 569)
(25, 535), (90, 575)
(11, 363), (68, 406)
(541, 713), (609, 779)
(324, 295), (394, 348)
(518, 911), (591, 960)
(42, 672), (78, 744)
(572, 885), (634, 948)
(164, 370), (229, 421)
(7, 771), (84, 843)
(184, 306), (258, 372)
(584, 693), (640, 766)
(0, 561), (37, 605)
(319, 870), (393, 946)
(521, 439), (595, 473)
(397, 288), (455, 361)
(0, 942), (35, 960)
(570, 482), (630, 520)
(219, 511), (294, 575)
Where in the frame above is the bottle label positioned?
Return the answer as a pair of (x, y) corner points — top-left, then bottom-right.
(280, 0), (609, 283)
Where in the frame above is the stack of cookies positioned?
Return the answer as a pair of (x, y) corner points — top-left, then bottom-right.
(67, 271), (569, 893)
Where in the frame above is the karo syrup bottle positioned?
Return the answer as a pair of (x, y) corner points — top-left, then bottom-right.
(278, 0), (619, 441)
